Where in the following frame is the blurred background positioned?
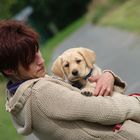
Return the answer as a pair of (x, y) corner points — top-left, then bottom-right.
(0, 0), (140, 139)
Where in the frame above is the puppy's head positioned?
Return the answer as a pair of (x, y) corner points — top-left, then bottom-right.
(51, 47), (96, 82)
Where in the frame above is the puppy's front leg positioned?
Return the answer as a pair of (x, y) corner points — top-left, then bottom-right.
(81, 81), (96, 96)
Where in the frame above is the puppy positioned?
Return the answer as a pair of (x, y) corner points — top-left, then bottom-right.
(51, 47), (102, 96)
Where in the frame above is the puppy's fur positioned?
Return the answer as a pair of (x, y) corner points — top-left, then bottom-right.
(51, 47), (102, 96)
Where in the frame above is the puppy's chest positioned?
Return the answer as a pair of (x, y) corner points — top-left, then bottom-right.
(70, 80), (86, 89)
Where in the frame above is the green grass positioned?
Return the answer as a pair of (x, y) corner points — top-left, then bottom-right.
(98, 0), (140, 33)
(0, 79), (23, 140)
(41, 16), (86, 68)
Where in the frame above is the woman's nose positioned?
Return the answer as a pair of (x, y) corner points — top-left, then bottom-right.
(37, 56), (45, 65)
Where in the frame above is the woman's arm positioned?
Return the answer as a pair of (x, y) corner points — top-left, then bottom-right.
(104, 70), (127, 93)
(35, 79), (140, 125)
(88, 71), (126, 96)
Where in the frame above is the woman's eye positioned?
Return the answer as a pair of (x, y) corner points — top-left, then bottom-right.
(76, 60), (81, 63)
(64, 63), (69, 67)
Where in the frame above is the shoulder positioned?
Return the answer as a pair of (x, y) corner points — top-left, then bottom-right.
(31, 76), (81, 103)
(33, 75), (80, 93)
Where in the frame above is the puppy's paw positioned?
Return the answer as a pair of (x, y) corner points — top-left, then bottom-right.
(81, 88), (92, 97)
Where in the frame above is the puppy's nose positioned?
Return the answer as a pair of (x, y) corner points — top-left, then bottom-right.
(72, 70), (78, 76)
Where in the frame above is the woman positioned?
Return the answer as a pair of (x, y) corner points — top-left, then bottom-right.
(0, 20), (140, 140)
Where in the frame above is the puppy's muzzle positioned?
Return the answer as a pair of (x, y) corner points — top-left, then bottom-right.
(72, 70), (79, 76)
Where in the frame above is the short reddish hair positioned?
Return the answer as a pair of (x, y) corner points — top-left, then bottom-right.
(0, 20), (39, 74)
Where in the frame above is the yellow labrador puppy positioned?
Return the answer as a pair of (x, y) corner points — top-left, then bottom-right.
(51, 47), (102, 96)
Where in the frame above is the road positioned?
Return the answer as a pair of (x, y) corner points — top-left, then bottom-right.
(25, 22), (140, 140)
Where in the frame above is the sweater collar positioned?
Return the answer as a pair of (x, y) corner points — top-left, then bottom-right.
(7, 80), (27, 96)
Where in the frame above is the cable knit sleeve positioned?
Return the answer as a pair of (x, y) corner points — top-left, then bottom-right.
(33, 79), (140, 125)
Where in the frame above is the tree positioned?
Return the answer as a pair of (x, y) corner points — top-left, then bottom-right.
(0, 0), (16, 19)
(10, 0), (91, 39)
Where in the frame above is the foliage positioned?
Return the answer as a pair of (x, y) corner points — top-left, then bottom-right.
(0, 81), (23, 140)
(99, 0), (140, 33)
(0, 74), (5, 82)
(87, 0), (128, 24)
(87, 0), (140, 33)
(110, 0), (128, 4)
(0, 0), (16, 19)
(91, 5), (110, 24)
(37, 0), (90, 29)
(10, 0), (91, 39)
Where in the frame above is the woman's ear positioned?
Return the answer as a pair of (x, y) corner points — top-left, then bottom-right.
(3, 69), (14, 76)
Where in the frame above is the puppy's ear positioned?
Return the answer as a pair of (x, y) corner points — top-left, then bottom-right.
(51, 56), (65, 79)
(78, 47), (96, 68)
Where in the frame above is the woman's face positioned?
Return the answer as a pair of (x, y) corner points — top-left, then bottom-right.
(17, 50), (46, 80)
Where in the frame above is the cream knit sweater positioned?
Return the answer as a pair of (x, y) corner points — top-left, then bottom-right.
(6, 75), (140, 140)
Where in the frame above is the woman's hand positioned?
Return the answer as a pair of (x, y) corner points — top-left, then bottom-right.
(88, 72), (115, 96)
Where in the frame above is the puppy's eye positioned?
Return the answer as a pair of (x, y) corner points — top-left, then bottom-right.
(64, 63), (69, 67)
(76, 60), (81, 63)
